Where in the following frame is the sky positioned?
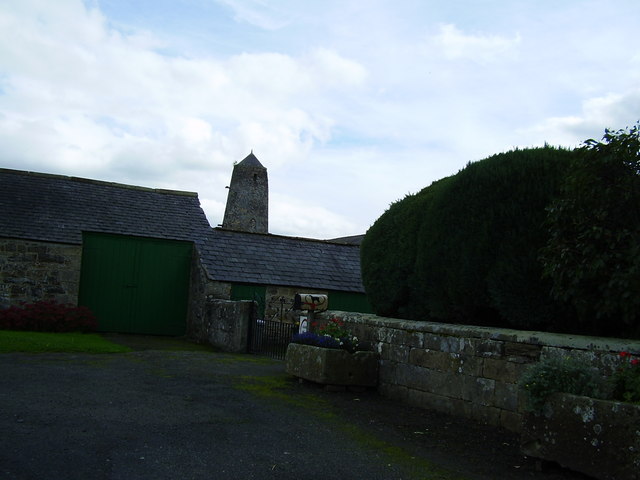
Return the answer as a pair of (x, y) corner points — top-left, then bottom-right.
(1, 1), (639, 239)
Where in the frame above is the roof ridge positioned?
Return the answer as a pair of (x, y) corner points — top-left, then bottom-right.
(0, 168), (198, 197)
(211, 227), (360, 247)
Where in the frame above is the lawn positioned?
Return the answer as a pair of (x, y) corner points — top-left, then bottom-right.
(0, 330), (132, 353)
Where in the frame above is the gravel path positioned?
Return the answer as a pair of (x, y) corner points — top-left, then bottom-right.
(0, 336), (591, 480)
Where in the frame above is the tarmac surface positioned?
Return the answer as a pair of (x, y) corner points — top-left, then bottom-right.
(0, 335), (592, 480)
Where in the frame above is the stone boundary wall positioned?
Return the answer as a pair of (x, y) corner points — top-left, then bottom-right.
(319, 311), (640, 433)
(0, 238), (82, 308)
(188, 298), (253, 353)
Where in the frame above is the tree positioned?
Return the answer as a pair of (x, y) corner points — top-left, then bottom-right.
(361, 146), (575, 330)
(540, 122), (640, 337)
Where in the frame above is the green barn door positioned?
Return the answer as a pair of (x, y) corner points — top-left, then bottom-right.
(79, 233), (192, 335)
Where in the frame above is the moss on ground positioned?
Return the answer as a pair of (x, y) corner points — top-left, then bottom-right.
(234, 374), (466, 480)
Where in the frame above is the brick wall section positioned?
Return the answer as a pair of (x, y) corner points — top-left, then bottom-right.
(320, 311), (640, 433)
(0, 238), (82, 308)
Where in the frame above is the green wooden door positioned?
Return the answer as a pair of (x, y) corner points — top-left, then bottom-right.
(79, 233), (192, 335)
(328, 290), (374, 314)
(231, 284), (266, 317)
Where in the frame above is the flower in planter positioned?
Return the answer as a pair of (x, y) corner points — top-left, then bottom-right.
(611, 351), (640, 404)
(519, 355), (607, 411)
(291, 317), (361, 353)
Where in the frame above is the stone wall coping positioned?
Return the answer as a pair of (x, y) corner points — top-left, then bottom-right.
(326, 311), (640, 355)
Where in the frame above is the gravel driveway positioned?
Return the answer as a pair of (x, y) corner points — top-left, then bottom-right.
(0, 336), (589, 480)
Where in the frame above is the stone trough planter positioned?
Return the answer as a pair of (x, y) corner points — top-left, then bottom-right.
(285, 343), (378, 387)
(521, 393), (640, 480)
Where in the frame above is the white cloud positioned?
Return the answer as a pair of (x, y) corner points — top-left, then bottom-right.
(523, 89), (640, 147)
(0, 5), (358, 160)
(432, 24), (521, 64)
(1, 0), (639, 239)
(306, 48), (368, 88)
(216, 0), (292, 30)
(270, 192), (357, 239)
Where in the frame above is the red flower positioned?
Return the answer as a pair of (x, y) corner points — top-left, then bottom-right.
(631, 359), (639, 366)
(620, 351), (630, 358)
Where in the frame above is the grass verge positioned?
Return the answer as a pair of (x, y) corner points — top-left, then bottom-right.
(0, 330), (132, 353)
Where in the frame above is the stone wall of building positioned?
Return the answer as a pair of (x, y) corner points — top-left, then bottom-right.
(0, 238), (82, 308)
(319, 310), (640, 433)
(222, 156), (268, 233)
(264, 286), (327, 322)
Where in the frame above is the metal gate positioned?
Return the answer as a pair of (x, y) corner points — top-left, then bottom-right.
(247, 315), (297, 360)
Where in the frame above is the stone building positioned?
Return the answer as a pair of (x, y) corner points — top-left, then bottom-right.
(0, 155), (371, 337)
(211, 151), (369, 319)
(196, 227), (370, 323)
(222, 152), (268, 233)
(0, 168), (211, 335)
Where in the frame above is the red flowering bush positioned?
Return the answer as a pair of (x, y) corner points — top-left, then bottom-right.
(317, 317), (350, 339)
(0, 300), (97, 333)
(611, 351), (640, 404)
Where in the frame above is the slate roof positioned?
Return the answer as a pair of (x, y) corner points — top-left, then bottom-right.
(0, 168), (211, 245)
(328, 234), (365, 245)
(1, 168), (366, 293)
(200, 228), (365, 293)
(237, 152), (265, 169)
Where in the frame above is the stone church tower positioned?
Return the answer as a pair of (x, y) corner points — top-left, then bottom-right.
(222, 152), (268, 233)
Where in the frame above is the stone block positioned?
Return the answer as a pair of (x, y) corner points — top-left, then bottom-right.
(285, 343), (378, 387)
(482, 358), (518, 383)
(456, 354), (483, 377)
(405, 388), (464, 416)
(409, 349), (458, 372)
(521, 393), (640, 480)
(37, 252), (66, 264)
(398, 364), (428, 390)
(462, 376), (495, 406)
(469, 404), (502, 426)
(470, 338), (505, 358)
(27, 245), (48, 254)
(504, 342), (542, 362)
(378, 359), (401, 385)
(377, 327), (423, 348)
(424, 333), (467, 353)
(499, 409), (522, 433)
(403, 366), (464, 398)
(380, 342), (410, 363)
(203, 299), (252, 353)
(493, 381), (519, 412)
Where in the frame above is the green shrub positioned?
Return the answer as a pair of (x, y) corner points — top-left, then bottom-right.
(519, 355), (607, 411)
(415, 146), (575, 328)
(540, 122), (640, 338)
(611, 352), (640, 404)
(361, 180), (441, 318)
(361, 146), (575, 330)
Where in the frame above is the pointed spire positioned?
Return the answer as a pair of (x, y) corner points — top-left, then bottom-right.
(222, 152), (269, 233)
(237, 151), (265, 169)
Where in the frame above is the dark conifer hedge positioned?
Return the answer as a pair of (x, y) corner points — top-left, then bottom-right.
(540, 123), (640, 337)
(361, 146), (576, 331)
(360, 177), (453, 319)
